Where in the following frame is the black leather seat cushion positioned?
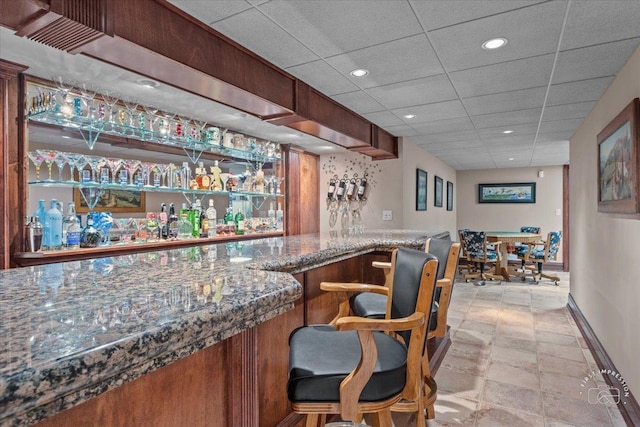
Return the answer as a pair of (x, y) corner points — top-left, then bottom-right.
(288, 325), (407, 403)
(351, 292), (439, 331)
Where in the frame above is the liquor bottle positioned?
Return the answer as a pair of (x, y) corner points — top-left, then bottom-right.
(195, 161), (210, 190)
(242, 164), (253, 192)
(200, 204), (208, 237)
(46, 199), (63, 250)
(234, 209), (245, 235)
(189, 201), (201, 238)
(276, 202), (283, 231)
(34, 199), (48, 249)
(268, 202), (276, 230)
(167, 203), (178, 238)
(357, 176), (367, 199)
(226, 173), (236, 192)
(80, 215), (101, 248)
(346, 178), (356, 199)
(327, 178), (337, 200)
(206, 199), (217, 237)
(62, 202), (81, 249)
(255, 163), (264, 193)
(336, 178), (346, 200)
(209, 161), (223, 191)
(177, 212), (193, 239)
(224, 207), (234, 226)
(159, 203), (168, 239)
(180, 162), (191, 190)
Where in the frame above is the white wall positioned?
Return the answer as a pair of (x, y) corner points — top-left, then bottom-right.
(570, 44), (640, 398)
(457, 166), (564, 262)
(318, 138), (457, 235)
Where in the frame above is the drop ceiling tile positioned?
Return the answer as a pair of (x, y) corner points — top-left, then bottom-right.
(536, 131), (575, 143)
(326, 34), (443, 89)
(541, 101), (595, 122)
(552, 38), (640, 84)
(410, 0), (544, 31)
(167, 0), (252, 24)
(462, 86), (546, 116)
(331, 91), (386, 114)
(366, 74), (457, 109)
(392, 100), (468, 124)
(385, 125), (419, 137)
(411, 117), (476, 135)
(538, 119), (583, 134)
(286, 60), (359, 95)
(212, 9), (319, 68)
(493, 159), (532, 168)
(471, 108), (542, 129)
(449, 54), (554, 98)
(483, 135), (536, 147)
(561, 1), (640, 51)
(420, 139), (486, 151)
(477, 123), (539, 139)
(258, 0), (422, 57)
(546, 76), (613, 106)
(362, 111), (405, 127)
(422, 130), (481, 144)
(428, 1), (565, 72)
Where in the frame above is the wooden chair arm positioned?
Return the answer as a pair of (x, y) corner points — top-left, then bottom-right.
(371, 261), (392, 270)
(335, 312), (425, 333)
(320, 282), (389, 296)
(436, 278), (452, 289)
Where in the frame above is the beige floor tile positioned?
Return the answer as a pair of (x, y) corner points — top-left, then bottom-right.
(496, 323), (536, 340)
(490, 346), (538, 371)
(540, 372), (585, 400)
(485, 360), (540, 391)
(435, 367), (485, 401)
(465, 307), (500, 323)
(476, 403), (544, 427)
(457, 319), (497, 335)
(544, 419), (578, 427)
(441, 351), (489, 376)
(431, 393), (479, 427)
(448, 340), (491, 358)
(471, 298), (502, 308)
(606, 403), (627, 426)
(498, 311), (534, 327)
(542, 391), (613, 426)
(537, 342), (587, 363)
(534, 321), (575, 336)
(493, 334), (537, 352)
(482, 379), (543, 415)
(537, 353), (592, 379)
(452, 329), (493, 346)
(535, 330), (579, 346)
(447, 316), (463, 330)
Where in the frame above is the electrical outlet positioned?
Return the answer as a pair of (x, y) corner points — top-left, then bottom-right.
(382, 210), (393, 221)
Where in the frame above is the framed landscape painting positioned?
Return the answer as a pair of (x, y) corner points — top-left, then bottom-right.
(597, 98), (639, 214)
(416, 169), (427, 211)
(74, 188), (146, 213)
(478, 182), (536, 204)
(434, 175), (443, 207)
(447, 181), (454, 211)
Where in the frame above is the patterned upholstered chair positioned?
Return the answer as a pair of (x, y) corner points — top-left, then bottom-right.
(288, 248), (439, 426)
(514, 226), (541, 259)
(457, 229), (473, 275)
(517, 231), (562, 285)
(461, 230), (502, 286)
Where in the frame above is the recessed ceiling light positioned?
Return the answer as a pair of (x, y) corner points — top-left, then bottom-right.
(61, 135), (71, 139)
(233, 112), (247, 118)
(508, 157), (515, 161)
(350, 69), (369, 77)
(136, 78), (160, 89)
(404, 114), (416, 119)
(502, 130), (514, 134)
(482, 37), (508, 50)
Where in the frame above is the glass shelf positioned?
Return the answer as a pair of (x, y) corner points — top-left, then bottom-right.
(28, 109), (282, 164)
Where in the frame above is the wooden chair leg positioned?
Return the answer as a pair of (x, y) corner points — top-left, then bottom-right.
(369, 409), (393, 427)
(304, 414), (321, 427)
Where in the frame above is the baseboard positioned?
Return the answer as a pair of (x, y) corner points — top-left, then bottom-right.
(428, 330), (451, 376)
(567, 293), (640, 427)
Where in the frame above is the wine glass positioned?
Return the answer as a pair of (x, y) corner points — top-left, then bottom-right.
(123, 159), (141, 186)
(53, 151), (67, 181)
(114, 218), (133, 245)
(135, 218), (149, 243)
(106, 157), (124, 184)
(36, 149), (57, 181)
(27, 151), (45, 181)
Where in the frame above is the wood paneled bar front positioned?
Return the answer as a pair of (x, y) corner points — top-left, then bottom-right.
(0, 231), (450, 427)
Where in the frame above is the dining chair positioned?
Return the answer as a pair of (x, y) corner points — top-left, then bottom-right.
(457, 228), (473, 276)
(460, 230), (502, 286)
(514, 226), (541, 259)
(517, 231), (563, 285)
(288, 248), (439, 426)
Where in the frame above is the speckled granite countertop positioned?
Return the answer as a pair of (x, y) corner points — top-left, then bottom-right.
(0, 229), (446, 426)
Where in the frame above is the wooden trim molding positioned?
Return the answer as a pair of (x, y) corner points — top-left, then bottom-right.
(563, 164), (570, 271)
(567, 294), (640, 426)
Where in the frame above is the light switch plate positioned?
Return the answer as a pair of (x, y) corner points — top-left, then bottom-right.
(382, 210), (393, 221)
(555, 208), (562, 216)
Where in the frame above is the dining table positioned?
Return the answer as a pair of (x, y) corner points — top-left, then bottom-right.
(485, 231), (542, 281)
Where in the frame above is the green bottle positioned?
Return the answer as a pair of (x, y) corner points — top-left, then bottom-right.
(234, 209), (245, 235)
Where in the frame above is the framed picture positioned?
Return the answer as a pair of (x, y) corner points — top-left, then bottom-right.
(447, 181), (454, 211)
(416, 168), (427, 211)
(597, 98), (639, 214)
(74, 188), (146, 213)
(434, 176), (443, 207)
(478, 182), (536, 203)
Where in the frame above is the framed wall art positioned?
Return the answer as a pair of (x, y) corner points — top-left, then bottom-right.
(416, 168), (427, 211)
(447, 181), (454, 211)
(74, 188), (146, 213)
(597, 98), (639, 214)
(434, 175), (443, 207)
(478, 182), (536, 204)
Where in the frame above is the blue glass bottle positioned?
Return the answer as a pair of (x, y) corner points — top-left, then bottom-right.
(34, 199), (49, 249)
(46, 199), (63, 250)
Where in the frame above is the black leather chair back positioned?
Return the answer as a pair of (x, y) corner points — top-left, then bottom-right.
(428, 237), (453, 281)
(390, 248), (438, 347)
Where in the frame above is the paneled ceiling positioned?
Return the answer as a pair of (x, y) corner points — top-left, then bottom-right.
(167, 0), (640, 170)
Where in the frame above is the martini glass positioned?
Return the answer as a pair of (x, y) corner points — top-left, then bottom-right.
(274, 176), (285, 195)
(36, 149), (57, 181)
(114, 218), (133, 245)
(123, 159), (141, 186)
(72, 154), (89, 183)
(27, 151), (45, 181)
(78, 82), (98, 119)
(100, 91), (119, 130)
(143, 105), (158, 136)
(157, 111), (174, 143)
(140, 162), (156, 187)
(106, 157), (124, 184)
(219, 173), (230, 192)
(122, 97), (139, 136)
(53, 151), (67, 181)
(155, 163), (170, 187)
(85, 155), (107, 183)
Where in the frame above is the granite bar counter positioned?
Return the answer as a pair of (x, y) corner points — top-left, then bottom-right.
(0, 229), (445, 426)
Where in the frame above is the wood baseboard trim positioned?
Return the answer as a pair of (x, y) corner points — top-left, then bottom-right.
(428, 331), (451, 376)
(567, 293), (640, 427)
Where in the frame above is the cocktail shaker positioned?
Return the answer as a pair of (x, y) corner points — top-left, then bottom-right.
(25, 216), (43, 252)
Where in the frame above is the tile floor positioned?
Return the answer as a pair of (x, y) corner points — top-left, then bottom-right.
(391, 272), (627, 427)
